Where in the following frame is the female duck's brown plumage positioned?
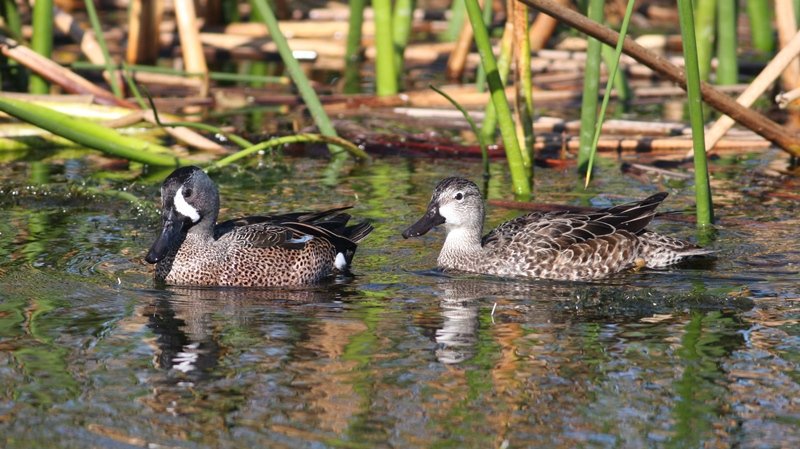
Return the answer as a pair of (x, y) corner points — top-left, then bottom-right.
(402, 177), (712, 281)
(145, 166), (373, 287)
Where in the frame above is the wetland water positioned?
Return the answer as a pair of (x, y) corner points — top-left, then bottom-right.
(1, 155), (799, 448)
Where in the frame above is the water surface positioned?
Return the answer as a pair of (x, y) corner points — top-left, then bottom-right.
(1, 156), (798, 448)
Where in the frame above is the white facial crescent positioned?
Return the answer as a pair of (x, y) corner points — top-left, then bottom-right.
(174, 186), (200, 223)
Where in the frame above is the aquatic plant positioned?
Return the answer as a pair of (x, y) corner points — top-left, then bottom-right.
(677, 0), (714, 226)
(29, 0), (53, 94)
(465, 0), (529, 197)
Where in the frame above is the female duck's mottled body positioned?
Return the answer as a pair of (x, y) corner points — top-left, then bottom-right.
(402, 177), (711, 281)
(145, 166), (372, 287)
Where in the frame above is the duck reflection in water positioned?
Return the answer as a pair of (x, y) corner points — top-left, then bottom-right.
(144, 285), (350, 378)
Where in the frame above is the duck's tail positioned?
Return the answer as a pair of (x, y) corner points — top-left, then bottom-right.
(637, 231), (715, 268)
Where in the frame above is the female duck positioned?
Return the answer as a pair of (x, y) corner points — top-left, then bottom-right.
(402, 177), (711, 281)
(145, 166), (372, 287)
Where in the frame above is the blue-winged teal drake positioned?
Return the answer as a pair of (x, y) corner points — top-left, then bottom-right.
(145, 166), (373, 287)
(402, 177), (712, 281)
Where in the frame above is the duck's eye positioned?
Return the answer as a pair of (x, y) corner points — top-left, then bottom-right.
(183, 187), (193, 197)
(454, 192), (464, 201)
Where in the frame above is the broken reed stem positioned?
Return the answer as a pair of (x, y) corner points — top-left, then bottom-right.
(702, 29), (800, 153)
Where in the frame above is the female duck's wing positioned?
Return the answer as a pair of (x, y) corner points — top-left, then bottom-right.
(482, 193), (668, 250)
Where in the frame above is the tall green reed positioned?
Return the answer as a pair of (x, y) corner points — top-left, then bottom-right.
(474, 0), (494, 93)
(694, 0), (716, 82)
(715, 1), (738, 84)
(677, 0), (714, 226)
(747, 0), (775, 54)
(392, 0), (415, 78)
(29, 0), (53, 94)
(343, 0), (367, 93)
(583, 0), (634, 187)
(373, 0), (398, 95)
(465, 0), (529, 196)
(577, 0), (603, 173)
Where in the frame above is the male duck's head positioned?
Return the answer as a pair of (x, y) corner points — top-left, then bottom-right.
(145, 166), (220, 263)
(402, 177), (484, 239)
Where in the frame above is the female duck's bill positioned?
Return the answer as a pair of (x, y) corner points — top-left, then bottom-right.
(402, 177), (713, 281)
(145, 166), (373, 287)
(402, 203), (445, 238)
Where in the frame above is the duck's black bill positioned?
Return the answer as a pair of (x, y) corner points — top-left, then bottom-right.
(402, 206), (445, 238)
(145, 219), (184, 263)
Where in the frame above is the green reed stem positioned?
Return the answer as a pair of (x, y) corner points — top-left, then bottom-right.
(0, 96), (193, 166)
(465, 0), (529, 197)
(392, 0), (415, 79)
(584, 0), (635, 187)
(29, 0), (53, 94)
(249, 0), (345, 159)
(373, 0), (398, 95)
(430, 84), (490, 179)
(121, 65), (148, 108)
(0, 0), (24, 90)
(677, 0), (714, 226)
(601, 44), (631, 102)
(479, 19), (513, 149)
(694, 0), (716, 82)
(715, 0), (738, 85)
(444, 0), (467, 42)
(577, 0), (603, 173)
(343, 0), (367, 94)
(474, 0), (493, 92)
(516, 2), (535, 170)
(84, 0), (123, 98)
(746, 0), (775, 54)
(209, 134), (368, 169)
(1, 0), (23, 42)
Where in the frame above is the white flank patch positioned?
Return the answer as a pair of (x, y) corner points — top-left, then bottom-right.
(174, 186), (200, 222)
(288, 235), (314, 244)
(334, 252), (347, 270)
